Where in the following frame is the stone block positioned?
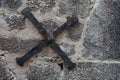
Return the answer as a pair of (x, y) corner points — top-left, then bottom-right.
(58, 0), (91, 18)
(0, 0), (22, 10)
(27, 0), (56, 14)
(0, 56), (16, 80)
(82, 0), (120, 60)
(27, 63), (62, 80)
(67, 22), (83, 41)
(5, 13), (25, 30)
(64, 61), (120, 80)
(0, 37), (39, 54)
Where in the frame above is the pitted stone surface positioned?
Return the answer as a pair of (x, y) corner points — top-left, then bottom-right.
(0, 0), (22, 10)
(82, 0), (120, 60)
(0, 0), (119, 80)
(67, 22), (83, 41)
(0, 56), (16, 80)
(42, 19), (58, 32)
(27, 63), (62, 80)
(64, 61), (120, 80)
(5, 13), (25, 30)
(27, 0), (56, 14)
(0, 15), (10, 30)
(60, 43), (75, 56)
(58, 0), (91, 18)
(0, 37), (39, 54)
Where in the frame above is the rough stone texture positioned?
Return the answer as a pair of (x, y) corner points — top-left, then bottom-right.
(5, 13), (25, 30)
(82, 0), (120, 60)
(42, 19), (59, 32)
(67, 22), (83, 41)
(0, 0), (22, 10)
(58, 0), (91, 18)
(27, 0), (56, 14)
(0, 15), (10, 30)
(42, 19), (83, 41)
(0, 37), (39, 54)
(27, 63), (62, 80)
(60, 43), (75, 56)
(64, 61), (120, 80)
(0, 56), (16, 80)
(0, 0), (120, 80)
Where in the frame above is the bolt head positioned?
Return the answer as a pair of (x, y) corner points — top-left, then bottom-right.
(47, 33), (55, 42)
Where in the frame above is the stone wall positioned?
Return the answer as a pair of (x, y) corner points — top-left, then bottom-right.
(0, 0), (120, 80)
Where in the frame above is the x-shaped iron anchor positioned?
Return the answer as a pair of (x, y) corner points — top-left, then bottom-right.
(16, 7), (78, 70)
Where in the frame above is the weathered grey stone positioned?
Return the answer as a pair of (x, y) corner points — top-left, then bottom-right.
(27, 0), (56, 14)
(1, 0), (119, 80)
(67, 22), (83, 41)
(0, 0), (22, 10)
(27, 63), (62, 80)
(37, 43), (75, 63)
(0, 15), (10, 30)
(64, 61), (120, 80)
(0, 56), (16, 80)
(5, 13), (25, 30)
(82, 0), (120, 60)
(42, 19), (83, 41)
(42, 19), (58, 32)
(58, 0), (91, 18)
(0, 37), (39, 54)
(60, 43), (75, 56)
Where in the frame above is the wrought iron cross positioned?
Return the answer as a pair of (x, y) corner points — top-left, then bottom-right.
(16, 7), (78, 70)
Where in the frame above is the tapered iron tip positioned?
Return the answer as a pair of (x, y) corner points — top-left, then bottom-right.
(16, 58), (24, 66)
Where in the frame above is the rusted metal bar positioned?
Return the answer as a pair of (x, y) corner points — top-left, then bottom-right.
(16, 7), (78, 70)
(21, 7), (48, 38)
(16, 39), (48, 66)
(53, 16), (78, 38)
(50, 42), (76, 70)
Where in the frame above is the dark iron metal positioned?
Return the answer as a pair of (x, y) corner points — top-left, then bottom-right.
(16, 39), (49, 66)
(16, 7), (78, 70)
(21, 7), (48, 38)
(50, 42), (76, 70)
